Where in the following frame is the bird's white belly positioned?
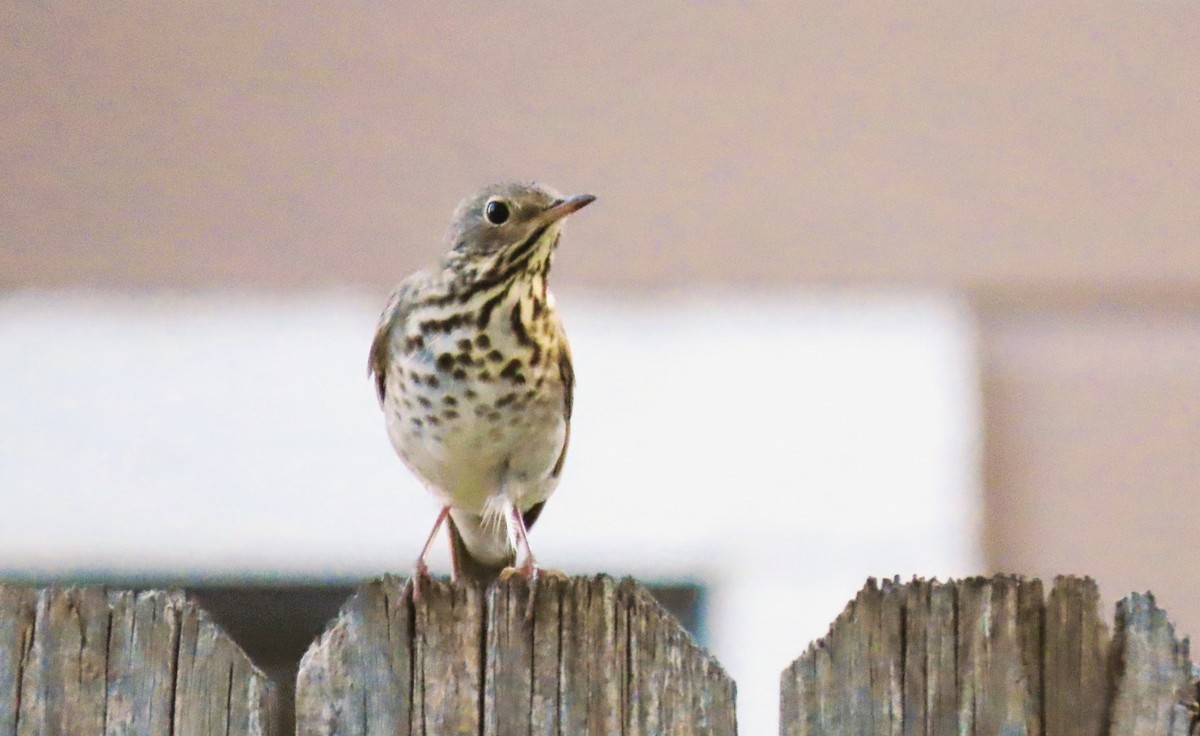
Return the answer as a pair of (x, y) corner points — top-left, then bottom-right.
(383, 337), (567, 514)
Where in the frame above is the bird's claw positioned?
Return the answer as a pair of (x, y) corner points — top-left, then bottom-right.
(497, 564), (530, 583)
(498, 560), (567, 621)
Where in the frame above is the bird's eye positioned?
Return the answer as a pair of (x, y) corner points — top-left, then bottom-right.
(484, 198), (510, 225)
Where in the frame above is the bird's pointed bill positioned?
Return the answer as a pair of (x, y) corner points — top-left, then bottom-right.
(538, 194), (596, 226)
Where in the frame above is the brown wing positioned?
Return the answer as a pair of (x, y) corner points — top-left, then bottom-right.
(367, 276), (420, 403)
(550, 318), (574, 477)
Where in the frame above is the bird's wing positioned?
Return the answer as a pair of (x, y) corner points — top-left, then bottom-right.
(367, 274), (422, 403)
(550, 316), (574, 478)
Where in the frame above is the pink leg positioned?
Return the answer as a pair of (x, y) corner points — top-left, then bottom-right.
(504, 501), (543, 621)
(410, 506), (450, 601)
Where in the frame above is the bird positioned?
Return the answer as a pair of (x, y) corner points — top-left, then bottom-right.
(368, 182), (594, 598)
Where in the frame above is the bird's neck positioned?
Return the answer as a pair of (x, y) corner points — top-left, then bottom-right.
(440, 228), (558, 306)
(424, 241), (557, 344)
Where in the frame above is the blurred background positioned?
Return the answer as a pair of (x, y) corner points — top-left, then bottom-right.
(3, 4), (1198, 733)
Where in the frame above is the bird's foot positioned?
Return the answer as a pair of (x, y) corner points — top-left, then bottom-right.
(405, 558), (436, 602)
(526, 566), (568, 583)
(498, 559), (567, 621)
(497, 559), (533, 583)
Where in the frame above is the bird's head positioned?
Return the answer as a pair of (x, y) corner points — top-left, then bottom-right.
(443, 182), (595, 270)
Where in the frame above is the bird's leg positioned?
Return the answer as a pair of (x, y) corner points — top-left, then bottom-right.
(446, 515), (462, 585)
(498, 499), (557, 621)
(409, 506), (450, 601)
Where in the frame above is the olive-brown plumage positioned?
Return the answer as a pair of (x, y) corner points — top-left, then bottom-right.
(369, 182), (593, 590)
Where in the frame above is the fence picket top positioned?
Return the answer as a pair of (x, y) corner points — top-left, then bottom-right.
(781, 575), (1197, 736)
(295, 574), (736, 736)
(1110, 592), (1193, 736)
(954, 575), (1043, 735)
(1044, 575), (1109, 736)
(4, 573), (1193, 736)
(0, 584), (279, 736)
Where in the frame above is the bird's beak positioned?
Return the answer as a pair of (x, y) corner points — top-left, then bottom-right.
(539, 193), (596, 226)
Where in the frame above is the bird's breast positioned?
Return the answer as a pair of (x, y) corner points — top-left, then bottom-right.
(382, 283), (568, 509)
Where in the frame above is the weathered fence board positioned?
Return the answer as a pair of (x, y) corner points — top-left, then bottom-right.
(900, 580), (957, 736)
(1043, 576), (1109, 736)
(0, 585), (278, 736)
(3, 573), (1196, 735)
(0, 587), (35, 736)
(1110, 593), (1193, 735)
(781, 575), (1196, 736)
(295, 574), (736, 736)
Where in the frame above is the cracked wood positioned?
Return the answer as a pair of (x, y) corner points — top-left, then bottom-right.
(781, 575), (1195, 736)
(0, 585), (279, 736)
(294, 574), (736, 735)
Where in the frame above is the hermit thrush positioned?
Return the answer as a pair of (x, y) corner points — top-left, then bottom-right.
(369, 182), (594, 596)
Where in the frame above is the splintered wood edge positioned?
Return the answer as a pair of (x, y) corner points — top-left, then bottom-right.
(780, 575), (1198, 735)
(0, 584), (280, 736)
(1110, 592), (1194, 735)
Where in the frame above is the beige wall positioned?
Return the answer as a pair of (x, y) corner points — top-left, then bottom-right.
(4, 3), (1199, 292)
(982, 304), (1200, 626)
(5, 3), (1200, 634)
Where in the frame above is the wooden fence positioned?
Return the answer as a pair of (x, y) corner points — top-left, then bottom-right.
(783, 576), (1196, 736)
(0, 586), (277, 736)
(0, 575), (1195, 735)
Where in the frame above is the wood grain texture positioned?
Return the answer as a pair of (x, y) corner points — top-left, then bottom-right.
(1043, 576), (1109, 736)
(903, 579), (959, 736)
(293, 575), (418, 736)
(1108, 593), (1192, 736)
(295, 575), (735, 736)
(781, 575), (1197, 736)
(0, 585), (278, 736)
(955, 576), (1042, 735)
(0, 587), (36, 736)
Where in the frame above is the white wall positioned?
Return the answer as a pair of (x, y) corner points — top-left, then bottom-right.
(0, 289), (981, 733)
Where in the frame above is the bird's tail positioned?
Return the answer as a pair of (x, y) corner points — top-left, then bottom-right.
(446, 509), (515, 585)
